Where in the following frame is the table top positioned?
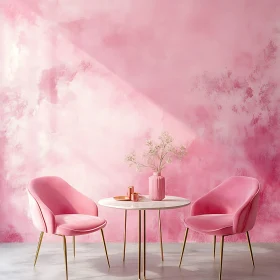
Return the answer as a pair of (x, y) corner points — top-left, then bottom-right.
(98, 195), (191, 210)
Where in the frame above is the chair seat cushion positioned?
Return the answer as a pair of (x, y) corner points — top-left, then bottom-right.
(185, 214), (234, 236)
(55, 214), (107, 236)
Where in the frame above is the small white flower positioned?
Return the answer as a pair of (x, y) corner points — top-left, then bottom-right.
(125, 132), (187, 172)
(146, 139), (153, 146)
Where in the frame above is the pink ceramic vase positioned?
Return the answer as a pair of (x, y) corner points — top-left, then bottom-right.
(149, 172), (165, 201)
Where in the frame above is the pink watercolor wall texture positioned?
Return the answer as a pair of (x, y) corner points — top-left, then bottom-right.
(1, 0), (280, 243)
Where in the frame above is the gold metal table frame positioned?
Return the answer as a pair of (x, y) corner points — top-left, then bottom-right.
(123, 209), (161, 280)
(98, 195), (191, 280)
(123, 209), (164, 261)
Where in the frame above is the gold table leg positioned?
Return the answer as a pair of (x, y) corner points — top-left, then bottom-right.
(138, 210), (141, 280)
(143, 210), (146, 280)
(123, 210), (127, 262)
(158, 210), (164, 261)
(34, 231), (44, 267)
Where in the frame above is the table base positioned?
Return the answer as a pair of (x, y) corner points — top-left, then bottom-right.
(123, 210), (164, 264)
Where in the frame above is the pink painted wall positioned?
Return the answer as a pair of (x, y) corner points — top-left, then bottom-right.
(1, 0), (280, 243)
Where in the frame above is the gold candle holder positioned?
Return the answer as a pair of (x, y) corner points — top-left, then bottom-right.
(131, 192), (139, 202)
(127, 186), (134, 200)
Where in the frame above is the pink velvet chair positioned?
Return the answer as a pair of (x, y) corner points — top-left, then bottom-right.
(179, 176), (260, 280)
(27, 176), (110, 280)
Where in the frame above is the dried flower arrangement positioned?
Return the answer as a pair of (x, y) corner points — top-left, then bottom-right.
(125, 131), (187, 173)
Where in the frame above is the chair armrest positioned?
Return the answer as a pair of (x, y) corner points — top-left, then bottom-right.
(28, 191), (56, 234)
(39, 203), (56, 233)
(233, 191), (260, 234)
(191, 192), (228, 216)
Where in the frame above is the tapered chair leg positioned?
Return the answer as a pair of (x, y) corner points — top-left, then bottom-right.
(179, 228), (189, 267)
(34, 232), (44, 267)
(73, 236), (76, 257)
(101, 229), (110, 268)
(219, 236), (225, 280)
(62, 236), (68, 280)
(246, 231), (255, 267)
(214, 235), (216, 259)
(159, 210), (164, 261)
(123, 210), (127, 262)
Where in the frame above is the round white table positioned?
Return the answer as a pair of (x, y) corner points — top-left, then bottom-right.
(98, 195), (191, 280)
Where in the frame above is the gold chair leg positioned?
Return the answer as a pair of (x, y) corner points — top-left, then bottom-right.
(159, 210), (164, 261)
(143, 210), (147, 279)
(246, 231), (255, 267)
(73, 236), (76, 257)
(219, 236), (225, 280)
(138, 210), (141, 280)
(34, 231), (44, 267)
(214, 235), (216, 258)
(179, 228), (189, 267)
(123, 210), (127, 262)
(101, 229), (110, 268)
(62, 235), (68, 280)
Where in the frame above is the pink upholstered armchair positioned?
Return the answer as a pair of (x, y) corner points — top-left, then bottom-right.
(27, 176), (110, 280)
(179, 176), (260, 280)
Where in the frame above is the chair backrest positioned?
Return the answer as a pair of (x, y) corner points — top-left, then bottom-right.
(27, 176), (98, 233)
(191, 176), (260, 233)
